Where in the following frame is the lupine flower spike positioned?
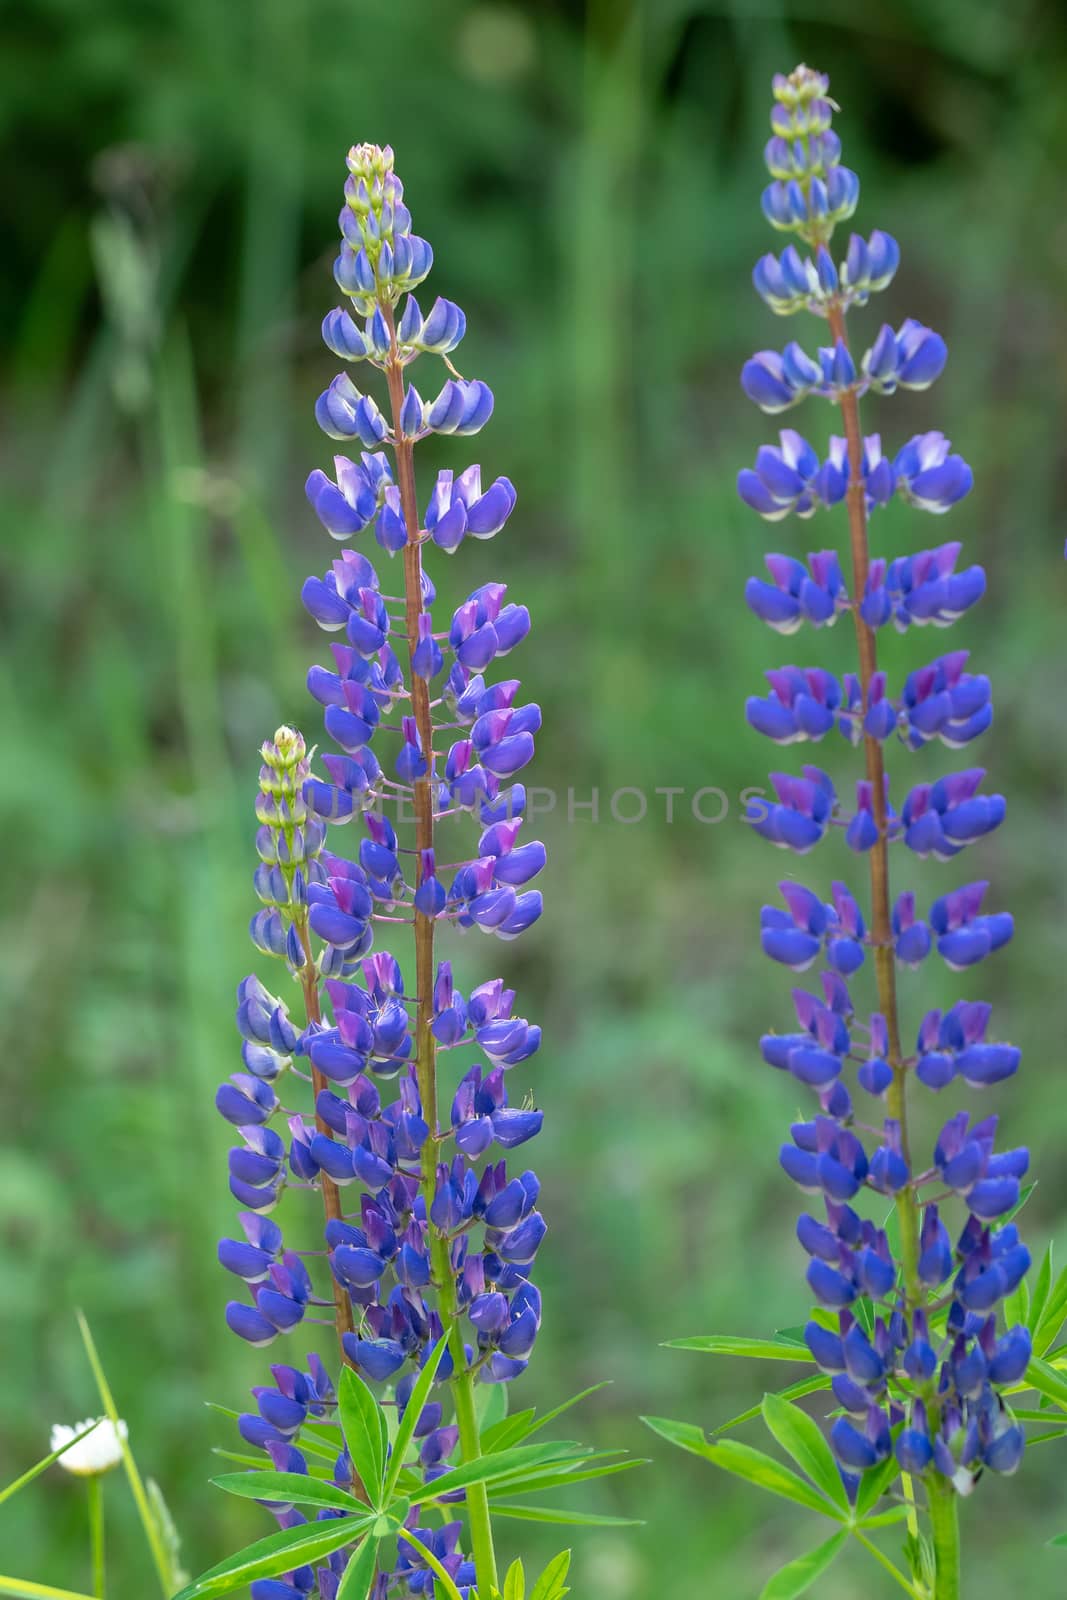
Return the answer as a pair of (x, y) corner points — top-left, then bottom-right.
(178, 143), (633, 1600)
(648, 68), (1051, 1600)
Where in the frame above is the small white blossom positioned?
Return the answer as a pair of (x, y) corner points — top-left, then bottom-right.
(50, 1417), (127, 1477)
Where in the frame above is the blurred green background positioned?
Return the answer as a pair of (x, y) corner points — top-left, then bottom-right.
(4, 0), (1067, 1593)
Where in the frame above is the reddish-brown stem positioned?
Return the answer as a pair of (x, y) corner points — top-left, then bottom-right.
(379, 305), (499, 1592)
(827, 301), (920, 1303)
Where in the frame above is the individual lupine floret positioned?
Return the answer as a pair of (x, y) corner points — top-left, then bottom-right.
(933, 1112), (1028, 1220)
(759, 881), (865, 974)
(930, 880), (1014, 969)
(915, 1004), (1021, 1091)
(860, 541), (986, 631)
(746, 765), (835, 852)
(744, 550), (848, 632)
(425, 466), (517, 551)
(900, 770), (1005, 859)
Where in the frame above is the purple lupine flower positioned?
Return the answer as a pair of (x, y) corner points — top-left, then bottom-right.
(714, 63), (1031, 1592)
(214, 142), (548, 1597)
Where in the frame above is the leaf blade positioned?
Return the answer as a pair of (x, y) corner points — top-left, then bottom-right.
(761, 1393), (847, 1510)
(170, 1517), (373, 1600)
(338, 1365), (389, 1506)
(759, 1531), (849, 1600)
(663, 1335), (813, 1362)
(210, 1471), (363, 1513)
(640, 1418), (842, 1520)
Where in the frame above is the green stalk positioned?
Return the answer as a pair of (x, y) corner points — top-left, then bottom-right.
(86, 1478), (105, 1600)
(380, 302), (499, 1597)
(928, 1478), (961, 1600)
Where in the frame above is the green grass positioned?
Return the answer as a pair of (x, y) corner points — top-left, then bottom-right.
(3, 0), (1067, 1594)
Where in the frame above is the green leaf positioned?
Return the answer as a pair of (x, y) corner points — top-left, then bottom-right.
(529, 1551), (571, 1600)
(480, 1414), (539, 1454)
(716, 1375), (830, 1436)
(640, 1418), (842, 1520)
(761, 1393), (847, 1509)
(490, 1504), (640, 1527)
(1026, 1357), (1067, 1412)
(502, 1559), (525, 1600)
(408, 1442), (584, 1506)
(663, 1335), (813, 1362)
(1028, 1244), (1053, 1328)
(171, 1516), (374, 1600)
(382, 1332), (449, 1503)
(338, 1365), (389, 1505)
(0, 1581), (101, 1600)
(1033, 1263), (1067, 1356)
(859, 1507), (913, 1529)
(485, 1454), (646, 1499)
(521, 1385), (610, 1438)
(853, 1454), (901, 1519)
(0, 1422), (102, 1508)
(759, 1531), (848, 1600)
(210, 1471), (363, 1513)
(335, 1537), (379, 1600)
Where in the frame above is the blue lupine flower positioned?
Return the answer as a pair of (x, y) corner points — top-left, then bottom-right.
(737, 64), (1030, 1537)
(213, 142), (547, 1598)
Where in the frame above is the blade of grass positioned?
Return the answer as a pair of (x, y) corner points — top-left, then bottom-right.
(76, 1312), (172, 1597)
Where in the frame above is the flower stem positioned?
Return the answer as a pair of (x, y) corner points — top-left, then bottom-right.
(928, 1478), (961, 1600)
(381, 304), (500, 1598)
(827, 301), (921, 1307)
(87, 1476), (105, 1600)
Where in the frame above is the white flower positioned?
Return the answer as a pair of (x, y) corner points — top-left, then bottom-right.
(50, 1417), (128, 1477)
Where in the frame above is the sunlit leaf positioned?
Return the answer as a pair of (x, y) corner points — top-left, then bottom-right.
(502, 1558), (525, 1600)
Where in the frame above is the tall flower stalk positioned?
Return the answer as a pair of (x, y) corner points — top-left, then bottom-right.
(176, 145), (634, 1600)
(646, 67), (1054, 1600)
